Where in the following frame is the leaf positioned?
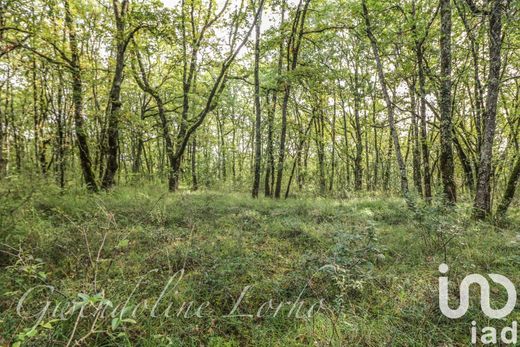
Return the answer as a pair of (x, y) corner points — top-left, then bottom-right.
(111, 317), (121, 331)
(117, 239), (129, 248)
(41, 321), (53, 329)
(26, 328), (38, 337)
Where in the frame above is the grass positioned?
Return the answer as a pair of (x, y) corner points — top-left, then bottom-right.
(1, 179), (519, 346)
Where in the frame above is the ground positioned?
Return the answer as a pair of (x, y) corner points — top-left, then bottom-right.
(1, 180), (519, 346)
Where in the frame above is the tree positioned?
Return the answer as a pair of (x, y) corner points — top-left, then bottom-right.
(439, 0), (457, 204)
(473, 0), (505, 219)
(102, 0), (144, 189)
(362, 0), (411, 206)
(274, 0), (311, 198)
(252, 1), (263, 198)
(64, 0), (98, 191)
(496, 154), (520, 217)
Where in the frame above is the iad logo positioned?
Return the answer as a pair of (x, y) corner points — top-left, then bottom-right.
(438, 263), (518, 344)
(438, 263), (516, 319)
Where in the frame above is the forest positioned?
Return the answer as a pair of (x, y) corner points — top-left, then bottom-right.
(0, 0), (519, 345)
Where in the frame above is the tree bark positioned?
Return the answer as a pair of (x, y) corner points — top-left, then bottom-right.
(274, 0), (311, 198)
(191, 136), (198, 191)
(409, 79), (423, 196)
(496, 154), (520, 217)
(474, 0), (504, 219)
(453, 133), (474, 193)
(264, 93), (275, 197)
(411, 0), (432, 201)
(329, 94), (336, 192)
(251, 5), (263, 198)
(102, 0), (131, 189)
(353, 64), (363, 191)
(362, 0), (411, 206)
(439, 0), (457, 204)
(64, 0), (98, 191)
(264, 6), (284, 197)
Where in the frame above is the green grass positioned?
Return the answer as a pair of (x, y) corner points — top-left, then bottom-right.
(1, 180), (519, 346)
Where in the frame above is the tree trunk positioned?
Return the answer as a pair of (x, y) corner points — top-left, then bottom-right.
(132, 45), (177, 190)
(329, 94), (336, 192)
(102, 0), (131, 189)
(191, 136), (198, 191)
(285, 115), (314, 198)
(439, 0), (457, 204)
(409, 80), (423, 196)
(412, 0), (432, 201)
(274, 0), (310, 198)
(0, 68), (7, 178)
(265, 6), (284, 197)
(314, 108), (326, 195)
(275, 87), (290, 198)
(251, 6), (263, 198)
(64, 0), (98, 191)
(453, 133), (474, 193)
(353, 65), (363, 191)
(363, 0), (411, 206)
(56, 69), (66, 188)
(496, 154), (520, 218)
(474, 0), (504, 219)
(264, 93), (275, 197)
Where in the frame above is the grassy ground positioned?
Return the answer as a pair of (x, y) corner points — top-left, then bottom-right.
(1, 180), (519, 346)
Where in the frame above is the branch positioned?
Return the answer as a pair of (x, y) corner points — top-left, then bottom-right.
(303, 24), (356, 35)
(174, 0), (266, 159)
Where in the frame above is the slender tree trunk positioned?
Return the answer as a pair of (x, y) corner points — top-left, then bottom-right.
(265, 6), (284, 197)
(275, 87), (290, 198)
(0, 68), (7, 178)
(371, 89), (379, 190)
(496, 154), (520, 217)
(191, 135), (198, 190)
(474, 0), (504, 219)
(32, 58), (40, 172)
(314, 107), (326, 195)
(264, 93), (275, 196)
(329, 94), (336, 192)
(353, 65), (363, 191)
(274, 0), (310, 198)
(383, 133), (392, 191)
(453, 133), (474, 193)
(439, 0), (457, 204)
(56, 69), (66, 188)
(285, 115), (314, 198)
(102, 0), (131, 189)
(252, 6), (263, 198)
(412, 0), (432, 201)
(64, 0), (98, 191)
(409, 80), (423, 196)
(363, 0), (411, 205)
(131, 100), (146, 174)
(339, 89), (351, 188)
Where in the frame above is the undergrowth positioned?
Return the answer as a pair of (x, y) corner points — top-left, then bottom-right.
(1, 179), (519, 346)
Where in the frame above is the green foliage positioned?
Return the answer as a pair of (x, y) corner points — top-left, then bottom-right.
(1, 184), (519, 345)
